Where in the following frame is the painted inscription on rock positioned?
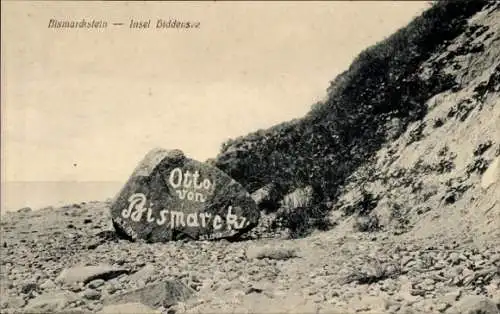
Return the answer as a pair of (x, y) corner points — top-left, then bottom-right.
(110, 148), (259, 242)
(168, 168), (213, 203)
(121, 193), (249, 231)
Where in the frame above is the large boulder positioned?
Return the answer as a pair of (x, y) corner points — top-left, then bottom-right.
(110, 148), (260, 242)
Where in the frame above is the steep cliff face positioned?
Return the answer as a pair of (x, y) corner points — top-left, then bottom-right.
(215, 1), (499, 239)
(334, 4), (499, 245)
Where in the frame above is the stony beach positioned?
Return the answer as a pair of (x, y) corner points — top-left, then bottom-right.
(1, 200), (499, 314)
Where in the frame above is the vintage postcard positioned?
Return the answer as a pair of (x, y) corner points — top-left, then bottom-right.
(1, 1), (499, 313)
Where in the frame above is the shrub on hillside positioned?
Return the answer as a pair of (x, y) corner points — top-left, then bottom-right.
(273, 203), (332, 239)
(215, 0), (489, 234)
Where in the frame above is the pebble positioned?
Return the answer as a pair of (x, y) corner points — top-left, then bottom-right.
(40, 279), (57, 290)
(448, 252), (460, 264)
(246, 244), (298, 260)
(20, 279), (38, 294)
(106, 284), (120, 295)
(87, 279), (105, 289)
(83, 288), (101, 300)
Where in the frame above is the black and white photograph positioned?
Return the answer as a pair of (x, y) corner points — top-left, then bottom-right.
(1, 1), (499, 313)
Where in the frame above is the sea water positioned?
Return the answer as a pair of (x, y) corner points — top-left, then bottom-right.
(0, 181), (122, 213)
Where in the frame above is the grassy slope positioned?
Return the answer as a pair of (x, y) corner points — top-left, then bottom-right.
(215, 1), (490, 206)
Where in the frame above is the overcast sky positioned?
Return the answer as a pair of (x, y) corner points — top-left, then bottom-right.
(1, 1), (430, 183)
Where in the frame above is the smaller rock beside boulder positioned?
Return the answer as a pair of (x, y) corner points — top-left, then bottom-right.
(251, 183), (283, 211)
(280, 186), (314, 210)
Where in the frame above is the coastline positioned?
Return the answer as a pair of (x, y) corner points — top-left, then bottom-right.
(1, 181), (122, 214)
